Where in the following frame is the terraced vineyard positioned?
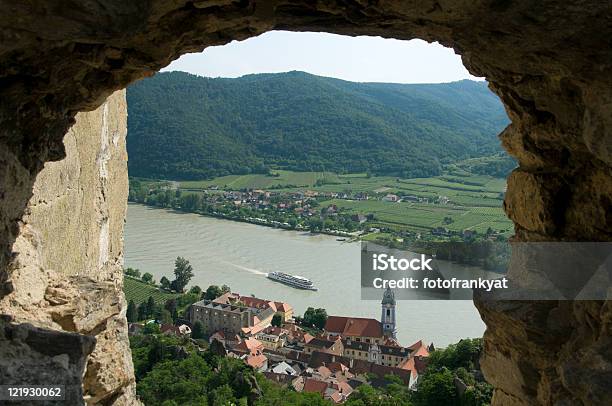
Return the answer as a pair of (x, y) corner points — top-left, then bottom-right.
(326, 198), (512, 234)
(123, 277), (179, 305)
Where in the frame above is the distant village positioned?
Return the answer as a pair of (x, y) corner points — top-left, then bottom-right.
(129, 287), (432, 404)
(130, 181), (505, 242)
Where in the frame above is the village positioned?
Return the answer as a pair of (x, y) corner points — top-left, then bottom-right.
(131, 180), (506, 243)
(129, 287), (432, 404)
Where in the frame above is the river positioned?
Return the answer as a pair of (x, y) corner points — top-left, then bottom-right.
(124, 203), (487, 347)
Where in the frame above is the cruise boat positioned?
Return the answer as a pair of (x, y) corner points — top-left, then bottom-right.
(267, 272), (317, 291)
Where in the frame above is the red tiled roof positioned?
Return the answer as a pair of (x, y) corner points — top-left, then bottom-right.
(328, 391), (343, 404)
(303, 378), (329, 395)
(274, 301), (293, 312)
(246, 353), (267, 369)
(324, 316), (383, 338)
(262, 326), (286, 336)
(408, 340), (430, 357)
(327, 362), (349, 374)
(212, 292), (239, 304)
(382, 337), (401, 347)
(234, 337), (264, 354)
(398, 357), (418, 379)
(240, 296), (277, 312)
(316, 366), (332, 379)
(333, 381), (354, 395)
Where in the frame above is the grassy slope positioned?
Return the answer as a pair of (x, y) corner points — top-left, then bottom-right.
(124, 277), (179, 306)
(180, 170), (341, 190)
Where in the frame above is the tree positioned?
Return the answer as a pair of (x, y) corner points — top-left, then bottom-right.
(210, 384), (237, 406)
(164, 298), (178, 321)
(271, 314), (282, 327)
(136, 353), (211, 405)
(160, 309), (173, 325)
(172, 256), (193, 293)
(192, 321), (204, 339)
(203, 285), (223, 300)
(143, 323), (160, 335)
(188, 285), (202, 296)
(159, 276), (171, 290)
(141, 272), (154, 284)
(302, 307), (328, 329)
(124, 267), (141, 278)
(413, 368), (457, 406)
(137, 303), (147, 321)
(221, 284), (231, 294)
(145, 296), (156, 319)
(127, 300), (138, 322)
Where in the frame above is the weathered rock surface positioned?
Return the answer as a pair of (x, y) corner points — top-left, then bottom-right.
(0, 320), (96, 405)
(0, 1), (611, 405)
(0, 91), (135, 404)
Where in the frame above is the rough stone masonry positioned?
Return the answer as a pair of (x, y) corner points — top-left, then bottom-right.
(0, 91), (135, 404)
(0, 1), (611, 405)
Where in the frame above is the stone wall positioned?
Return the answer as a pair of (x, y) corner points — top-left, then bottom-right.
(0, 90), (136, 405)
(0, 1), (611, 405)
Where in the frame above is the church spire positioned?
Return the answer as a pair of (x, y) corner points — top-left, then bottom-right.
(381, 287), (397, 339)
(382, 286), (396, 305)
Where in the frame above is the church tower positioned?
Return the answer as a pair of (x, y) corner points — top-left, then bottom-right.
(381, 287), (397, 339)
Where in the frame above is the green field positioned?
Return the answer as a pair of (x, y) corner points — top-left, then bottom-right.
(326, 199), (512, 234)
(180, 170), (341, 190)
(123, 277), (179, 305)
(138, 168), (513, 236)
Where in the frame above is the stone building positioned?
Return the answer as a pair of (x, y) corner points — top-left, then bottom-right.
(342, 338), (411, 368)
(188, 299), (274, 336)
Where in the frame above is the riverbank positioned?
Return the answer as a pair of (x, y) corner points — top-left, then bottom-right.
(130, 200), (359, 238)
(128, 201), (508, 271)
(124, 203), (488, 347)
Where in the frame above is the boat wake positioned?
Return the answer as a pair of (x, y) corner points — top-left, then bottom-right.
(218, 259), (267, 276)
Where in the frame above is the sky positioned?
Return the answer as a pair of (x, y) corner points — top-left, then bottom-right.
(163, 31), (482, 84)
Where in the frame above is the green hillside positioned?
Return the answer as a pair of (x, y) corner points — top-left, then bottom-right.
(127, 71), (509, 180)
(124, 277), (179, 306)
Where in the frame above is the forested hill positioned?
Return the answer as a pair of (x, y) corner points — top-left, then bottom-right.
(126, 71), (509, 180)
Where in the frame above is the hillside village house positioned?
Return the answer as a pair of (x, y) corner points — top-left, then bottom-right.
(255, 326), (287, 350)
(304, 337), (344, 356)
(213, 292), (294, 323)
(199, 287), (430, 402)
(383, 194), (399, 202)
(342, 338), (412, 367)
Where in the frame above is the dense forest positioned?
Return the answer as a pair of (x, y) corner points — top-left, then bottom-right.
(127, 71), (509, 180)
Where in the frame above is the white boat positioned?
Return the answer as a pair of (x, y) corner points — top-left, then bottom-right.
(267, 271), (317, 291)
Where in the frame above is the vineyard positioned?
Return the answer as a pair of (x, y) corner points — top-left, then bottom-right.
(123, 277), (179, 305)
